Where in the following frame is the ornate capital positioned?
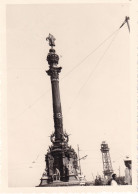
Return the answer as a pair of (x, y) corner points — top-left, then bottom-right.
(46, 67), (62, 80)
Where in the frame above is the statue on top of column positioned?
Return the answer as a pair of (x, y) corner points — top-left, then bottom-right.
(46, 33), (56, 47)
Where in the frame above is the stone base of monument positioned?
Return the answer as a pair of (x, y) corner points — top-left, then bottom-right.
(37, 175), (80, 187)
(37, 181), (81, 187)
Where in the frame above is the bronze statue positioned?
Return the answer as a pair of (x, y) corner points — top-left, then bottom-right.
(46, 33), (56, 47)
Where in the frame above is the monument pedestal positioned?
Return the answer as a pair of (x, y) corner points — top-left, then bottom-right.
(38, 139), (80, 187)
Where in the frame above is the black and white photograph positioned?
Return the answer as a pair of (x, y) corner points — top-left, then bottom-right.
(1, 0), (137, 192)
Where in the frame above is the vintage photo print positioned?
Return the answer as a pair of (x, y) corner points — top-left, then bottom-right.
(1, 0), (137, 193)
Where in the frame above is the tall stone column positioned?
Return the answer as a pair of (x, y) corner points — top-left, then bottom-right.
(46, 48), (63, 143)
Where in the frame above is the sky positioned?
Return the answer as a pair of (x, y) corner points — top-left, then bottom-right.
(6, 3), (131, 187)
